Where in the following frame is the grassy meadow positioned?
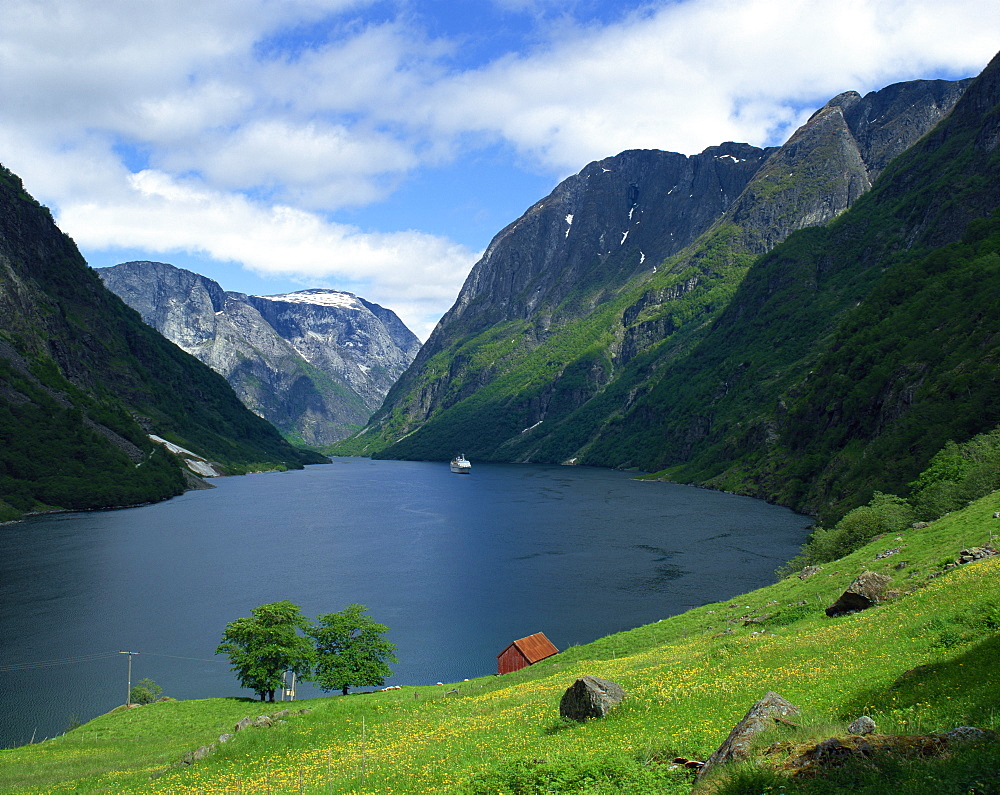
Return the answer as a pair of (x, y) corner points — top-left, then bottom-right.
(2, 491), (999, 793)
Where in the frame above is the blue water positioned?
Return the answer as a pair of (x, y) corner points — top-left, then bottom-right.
(0, 458), (811, 747)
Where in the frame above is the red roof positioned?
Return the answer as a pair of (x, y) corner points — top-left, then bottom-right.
(497, 632), (559, 664)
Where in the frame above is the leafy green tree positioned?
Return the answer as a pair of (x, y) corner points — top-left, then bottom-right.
(129, 677), (162, 705)
(307, 604), (398, 695)
(216, 601), (313, 702)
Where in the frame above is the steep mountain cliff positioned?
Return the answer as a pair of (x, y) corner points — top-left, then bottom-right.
(343, 74), (974, 511)
(633, 51), (1000, 520)
(98, 262), (421, 447)
(0, 167), (321, 520)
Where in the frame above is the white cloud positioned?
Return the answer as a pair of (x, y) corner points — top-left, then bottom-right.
(410, 0), (1000, 172)
(1, 0), (998, 336)
(163, 119), (419, 209)
(57, 170), (477, 340)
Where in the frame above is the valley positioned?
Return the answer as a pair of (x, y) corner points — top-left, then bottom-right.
(0, 32), (998, 794)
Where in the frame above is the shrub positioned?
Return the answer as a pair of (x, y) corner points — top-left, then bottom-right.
(796, 492), (914, 565)
(129, 678), (163, 706)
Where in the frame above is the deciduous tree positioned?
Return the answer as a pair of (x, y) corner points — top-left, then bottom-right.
(308, 604), (398, 695)
(216, 600), (313, 701)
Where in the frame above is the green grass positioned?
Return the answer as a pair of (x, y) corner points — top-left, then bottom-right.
(3, 492), (999, 793)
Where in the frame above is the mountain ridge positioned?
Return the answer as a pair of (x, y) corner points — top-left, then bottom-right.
(99, 261), (420, 447)
(337, 66), (994, 524)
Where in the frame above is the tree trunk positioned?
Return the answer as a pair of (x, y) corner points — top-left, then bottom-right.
(342, 686), (349, 696)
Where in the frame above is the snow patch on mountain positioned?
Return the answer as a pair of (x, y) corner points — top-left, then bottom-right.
(261, 289), (362, 310)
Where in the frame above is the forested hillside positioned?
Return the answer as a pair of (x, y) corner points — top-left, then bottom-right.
(588, 49), (1000, 521)
(338, 56), (999, 524)
(0, 166), (322, 520)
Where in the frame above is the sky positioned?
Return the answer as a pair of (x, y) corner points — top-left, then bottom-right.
(1, 1), (997, 340)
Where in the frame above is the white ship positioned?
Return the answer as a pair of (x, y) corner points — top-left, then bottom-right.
(450, 454), (472, 474)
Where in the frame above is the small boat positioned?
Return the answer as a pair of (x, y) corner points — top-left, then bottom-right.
(450, 454), (472, 474)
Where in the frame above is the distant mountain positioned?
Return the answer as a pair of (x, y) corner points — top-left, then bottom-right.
(337, 63), (997, 524)
(0, 168), (322, 520)
(98, 262), (421, 447)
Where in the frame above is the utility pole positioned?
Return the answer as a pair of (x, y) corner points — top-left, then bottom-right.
(119, 651), (140, 706)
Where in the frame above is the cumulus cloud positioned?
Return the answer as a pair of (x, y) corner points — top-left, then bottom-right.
(1, 0), (998, 334)
(57, 170), (477, 339)
(413, 0), (1000, 171)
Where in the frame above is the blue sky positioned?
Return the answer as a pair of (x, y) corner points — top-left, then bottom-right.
(1, 0), (997, 339)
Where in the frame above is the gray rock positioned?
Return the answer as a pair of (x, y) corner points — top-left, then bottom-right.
(697, 691), (799, 780)
(559, 676), (625, 722)
(234, 716), (253, 732)
(218, 733), (234, 743)
(946, 726), (996, 742)
(847, 715), (876, 735)
(798, 566), (821, 580)
(957, 547), (997, 565)
(826, 572), (891, 616)
(252, 715), (274, 728)
(191, 745), (213, 761)
(874, 545), (905, 560)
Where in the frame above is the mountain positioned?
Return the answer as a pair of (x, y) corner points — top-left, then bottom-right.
(0, 167), (322, 521)
(98, 262), (421, 447)
(339, 63), (997, 524)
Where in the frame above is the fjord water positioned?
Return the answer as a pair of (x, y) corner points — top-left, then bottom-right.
(0, 459), (810, 748)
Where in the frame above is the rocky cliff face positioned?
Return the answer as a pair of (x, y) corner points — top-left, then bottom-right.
(446, 143), (775, 330)
(360, 77), (970, 454)
(99, 262), (420, 446)
(726, 79), (971, 253)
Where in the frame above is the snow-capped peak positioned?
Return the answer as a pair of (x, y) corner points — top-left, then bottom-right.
(259, 289), (362, 310)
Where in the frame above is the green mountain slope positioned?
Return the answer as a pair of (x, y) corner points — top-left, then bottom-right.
(587, 50), (1000, 521)
(0, 165), (322, 519)
(338, 58), (997, 524)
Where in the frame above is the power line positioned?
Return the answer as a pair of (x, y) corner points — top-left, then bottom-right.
(0, 652), (119, 673)
(0, 650), (224, 674)
(142, 652), (223, 664)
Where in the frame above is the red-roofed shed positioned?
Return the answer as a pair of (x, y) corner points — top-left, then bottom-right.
(496, 632), (559, 674)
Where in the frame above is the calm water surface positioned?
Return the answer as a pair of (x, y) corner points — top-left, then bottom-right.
(0, 458), (811, 747)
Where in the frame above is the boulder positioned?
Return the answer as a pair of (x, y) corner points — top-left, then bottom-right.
(234, 716), (253, 732)
(696, 691), (799, 780)
(825, 572), (891, 616)
(218, 733), (234, 744)
(847, 715), (876, 735)
(946, 726), (997, 743)
(559, 676), (625, 722)
(957, 547), (997, 565)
